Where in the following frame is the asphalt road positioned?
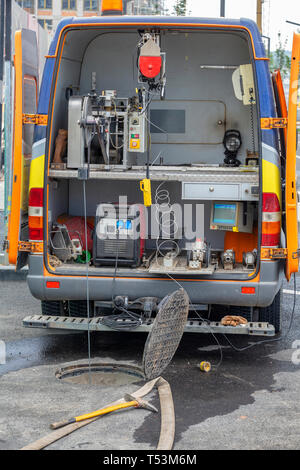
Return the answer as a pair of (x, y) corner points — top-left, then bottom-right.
(0, 275), (300, 450)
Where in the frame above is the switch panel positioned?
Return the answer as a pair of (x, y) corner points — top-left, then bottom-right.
(128, 112), (147, 153)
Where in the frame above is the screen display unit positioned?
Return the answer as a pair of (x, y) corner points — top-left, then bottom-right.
(210, 201), (253, 233)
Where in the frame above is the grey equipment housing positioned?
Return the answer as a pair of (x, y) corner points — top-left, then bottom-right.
(67, 91), (148, 170)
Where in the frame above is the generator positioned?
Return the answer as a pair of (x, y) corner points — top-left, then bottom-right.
(93, 203), (145, 267)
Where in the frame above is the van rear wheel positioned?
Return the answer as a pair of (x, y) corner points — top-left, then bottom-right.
(41, 300), (65, 316)
(229, 306), (253, 322)
(69, 300), (94, 318)
(258, 290), (282, 333)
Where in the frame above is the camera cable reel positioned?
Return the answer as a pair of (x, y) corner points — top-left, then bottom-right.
(137, 32), (166, 98)
(77, 96), (94, 179)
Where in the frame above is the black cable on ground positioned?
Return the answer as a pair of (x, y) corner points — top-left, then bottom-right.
(223, 273), (297, 352)
(166, 271), (298, 368)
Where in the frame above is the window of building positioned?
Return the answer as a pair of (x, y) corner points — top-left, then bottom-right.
(84, 0), (98, 10)
(62, 0), (77, 9)
(16, 0), (34, 13)
(38, 0), (52, 8)
(38, 19), (53, 30)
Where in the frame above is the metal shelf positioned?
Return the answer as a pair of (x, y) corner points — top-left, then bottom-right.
(49, 165), (259, 184)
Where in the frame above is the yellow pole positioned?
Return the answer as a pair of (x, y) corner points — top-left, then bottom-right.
(256, 0), (263, 34)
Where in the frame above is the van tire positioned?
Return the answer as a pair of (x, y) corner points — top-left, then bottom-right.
(258, 290), (282, 333)
(69, 300), (94, 318)
(41, 300), (65, 316)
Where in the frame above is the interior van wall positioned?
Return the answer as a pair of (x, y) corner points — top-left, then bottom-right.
(68, 179), (225, 248)
(50, 58), (81, 157)
(78, 30), (257, 165)
(48, 179), (69, 227)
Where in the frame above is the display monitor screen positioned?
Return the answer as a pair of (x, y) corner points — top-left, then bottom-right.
(213, 203), (237, 225)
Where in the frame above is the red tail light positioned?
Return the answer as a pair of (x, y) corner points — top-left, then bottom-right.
(28, 188), (43, 241)
(29, 187), (43, 207)
(241, 287), (256, 294)
(262, 193), (280, 212)
(46, 281), (60, 289)
(262, 193), (281, 247)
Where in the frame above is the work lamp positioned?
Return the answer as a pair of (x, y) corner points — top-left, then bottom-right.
(223, 129), (242, 166)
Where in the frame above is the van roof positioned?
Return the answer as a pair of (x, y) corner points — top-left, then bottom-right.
(48, 16), (266, 59)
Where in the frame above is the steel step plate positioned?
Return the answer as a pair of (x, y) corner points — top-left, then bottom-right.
(23, 315), (275, 336)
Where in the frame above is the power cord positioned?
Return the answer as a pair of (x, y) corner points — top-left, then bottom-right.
(223, 273), (297, 352)
(100, 226), (143, 331)
(165, 271), (297, 367)
(165, 272), (224, 369)
(83, 179), (92, 383)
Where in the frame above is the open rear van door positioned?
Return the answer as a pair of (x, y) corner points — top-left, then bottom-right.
(272, 69), (287, 162)
(285, 33), (300, 280)
(6, 29), (38, 269)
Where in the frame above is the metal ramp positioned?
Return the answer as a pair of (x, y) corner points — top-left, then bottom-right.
(22, 315), (275, 336)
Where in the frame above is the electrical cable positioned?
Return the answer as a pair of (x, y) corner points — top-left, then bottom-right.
(150, 150), (162, 166)
(144, 113), (168, 138)
(154, 182), (180, 260)
(223, 273), (297, 352)
(100, 227), (143, 331)
(82, 179), (92, 384)
(165, 271), (297, 366)
(165, 271), (224, 369)
(153, 183), (224, 368)
(152, 185), (298, 368)
(249, 91), (256, 154)
(139, 92), (154, 116)
(100, 308), (143, 331)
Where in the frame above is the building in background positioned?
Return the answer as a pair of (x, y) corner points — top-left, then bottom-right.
(15, 1), (167, 37)
(126, 1), (165, 15)
(13, 2), (49, 72)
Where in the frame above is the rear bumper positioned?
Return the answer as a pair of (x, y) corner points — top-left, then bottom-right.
(27, 255), (284, 307)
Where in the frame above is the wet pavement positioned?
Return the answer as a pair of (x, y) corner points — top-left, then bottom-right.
(0, 277), (300, 449)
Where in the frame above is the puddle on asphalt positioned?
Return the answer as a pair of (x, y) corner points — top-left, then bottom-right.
(55, 362), (145, 386)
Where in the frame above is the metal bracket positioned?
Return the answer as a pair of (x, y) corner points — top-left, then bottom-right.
(292, 249), (300, 260)
(22, 114), (48, 126)
(18, 241), (43, 253)
(261, 117), (288, 129)
(261, 247), (288, 259)
(261, 247), (300, 261)
(2, 238), (9, 251)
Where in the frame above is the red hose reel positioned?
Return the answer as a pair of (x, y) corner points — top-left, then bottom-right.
(138, 36), (162, 79)
(139, 55), (162, 79)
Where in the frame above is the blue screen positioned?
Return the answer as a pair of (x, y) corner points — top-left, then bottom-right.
(213, 203), (237, 225)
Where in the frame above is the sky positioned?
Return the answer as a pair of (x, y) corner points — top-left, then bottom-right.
(164, 0), (300, 51)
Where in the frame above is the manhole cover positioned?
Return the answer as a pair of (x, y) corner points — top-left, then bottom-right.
(142, 288), (189, 380)
(56, 363), (145, 386)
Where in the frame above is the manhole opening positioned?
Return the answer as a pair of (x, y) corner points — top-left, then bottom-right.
(55, 363), (145, 386)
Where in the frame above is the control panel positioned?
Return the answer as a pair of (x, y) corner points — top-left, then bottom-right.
(128, 112), (147, 153)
